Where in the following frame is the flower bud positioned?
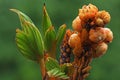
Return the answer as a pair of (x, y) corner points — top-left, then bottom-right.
(93, 42), (108, 58)
(68, 33), (81, 48)
(104, 28), (113, 43)
(95, 10), (111, 26)
(72, 16), (82, 32)
(79, 4), (98, 21)
(89, 27), (106, 43)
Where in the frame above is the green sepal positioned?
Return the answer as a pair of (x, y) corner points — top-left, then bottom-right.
(56, 24), (66, 46)
(42, 5), (52, 35)
(11, 9), (44, 61)
(44, 27), (56, 54)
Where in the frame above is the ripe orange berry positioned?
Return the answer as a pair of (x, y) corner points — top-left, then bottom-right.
(68, 33), (81, 48)
(93, 42), (108, 58)
(89, 27), (106, 43)
(95, 10), (111, 26)
(72, 16), (82, 32)
(95, 18), (104, 27)
(104, 28), (113, 43)
(79, 4), (98, 22)
(73, 45), (82, 57)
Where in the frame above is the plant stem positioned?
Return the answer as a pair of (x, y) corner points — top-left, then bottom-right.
(49, 42), (57, 59)
(38, 57), (46, 80)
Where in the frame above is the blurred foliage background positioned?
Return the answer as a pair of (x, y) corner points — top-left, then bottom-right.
(0, 0), (120, 80)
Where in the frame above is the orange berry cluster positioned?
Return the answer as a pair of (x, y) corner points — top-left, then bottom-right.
(69, 4), (113, 58)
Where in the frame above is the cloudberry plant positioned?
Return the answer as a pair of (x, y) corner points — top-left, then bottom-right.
(11, 3), (113, 80)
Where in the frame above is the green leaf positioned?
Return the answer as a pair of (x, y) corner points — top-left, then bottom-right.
(56, 24), (66, 46)
(44, 27), (56, 54)
(42, 5), (52, 35)
(45, 57), (60, 71)
(11, 9), (44, 61)
(47, 68), (69, 79)
(10, 9), (34, 30)
(16, 21), (44, 61)
(60, 63), (73, 75)
(15, 29), (37, 61)
(45, 57), (69, 79)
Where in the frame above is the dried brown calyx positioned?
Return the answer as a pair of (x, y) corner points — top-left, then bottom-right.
(60, 3), (113, 80)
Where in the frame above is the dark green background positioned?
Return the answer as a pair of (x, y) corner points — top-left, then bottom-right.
(0, 0), (120, 80)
